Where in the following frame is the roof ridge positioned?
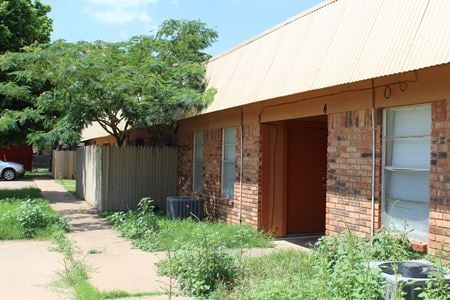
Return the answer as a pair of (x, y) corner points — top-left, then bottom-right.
(208, 0), (339, 63)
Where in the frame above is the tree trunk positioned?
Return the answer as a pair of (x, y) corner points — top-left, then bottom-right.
(115, 137), (124, 147)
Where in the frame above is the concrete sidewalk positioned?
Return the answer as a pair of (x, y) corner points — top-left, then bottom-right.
(0, 178), (36, 189)
(33, 179), (173, 297)
(0, 240), (63, 300)
(0, 178), (64, 300)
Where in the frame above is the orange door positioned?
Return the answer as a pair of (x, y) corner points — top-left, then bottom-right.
(286, 124), (327, 234)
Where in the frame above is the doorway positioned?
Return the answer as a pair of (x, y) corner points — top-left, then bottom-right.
(286, 116), (327, 235)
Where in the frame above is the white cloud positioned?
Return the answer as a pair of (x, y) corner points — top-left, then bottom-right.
(84, 0), (158, 24)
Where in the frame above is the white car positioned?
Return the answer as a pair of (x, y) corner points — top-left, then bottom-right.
(0, 160), (25, 181)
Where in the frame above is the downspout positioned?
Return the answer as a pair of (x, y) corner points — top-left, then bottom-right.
(239, 107), (244, 223)
(370, 78), (376, 237)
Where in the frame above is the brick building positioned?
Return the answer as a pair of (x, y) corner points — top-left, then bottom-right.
(174, 0), (450, 259)
(82, 0), (450, 259)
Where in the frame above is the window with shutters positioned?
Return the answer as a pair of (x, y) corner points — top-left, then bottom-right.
(382, 104), (431, 241)
(193, 132), (204, 192)
(221, 128), (236, 199)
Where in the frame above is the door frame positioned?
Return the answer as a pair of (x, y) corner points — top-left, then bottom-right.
(261, 117), (328, 237)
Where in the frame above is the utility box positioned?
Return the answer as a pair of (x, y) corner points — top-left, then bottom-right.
(369, 260), (450, 300)
(166, 196), (203, 220)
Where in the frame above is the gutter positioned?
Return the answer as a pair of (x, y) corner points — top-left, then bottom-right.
(371, 78), (376, 237)
(239, 107), (244, 223)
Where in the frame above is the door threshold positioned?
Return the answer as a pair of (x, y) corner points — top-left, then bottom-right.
(284, 232), (324, 238)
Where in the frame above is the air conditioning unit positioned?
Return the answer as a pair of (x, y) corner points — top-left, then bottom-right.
(369, 260), (450, 300)
(166, 196), (203, 220)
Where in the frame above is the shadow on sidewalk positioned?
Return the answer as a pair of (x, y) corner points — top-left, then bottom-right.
(34, 179), (113, 233)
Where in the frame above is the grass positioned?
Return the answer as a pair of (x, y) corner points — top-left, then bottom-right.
(57, 179), (76, 193)
(72, 279), (164, 300)
(24, 168), (51, 179)
(0, 187), (42, 199)
(0, 188), (66, 240)
(211, 250), (311, 300)
(107, 213), (272, 252)
(0, 201), (24, 238)
(155, 217), (271, 250)
(105, 198), (270, 252)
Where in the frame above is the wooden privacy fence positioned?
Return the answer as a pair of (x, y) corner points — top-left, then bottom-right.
(76, 145), (178, 212)
(52, 150), (76, 179)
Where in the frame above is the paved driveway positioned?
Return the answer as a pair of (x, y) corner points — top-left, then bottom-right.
(0, 178), (36, 189)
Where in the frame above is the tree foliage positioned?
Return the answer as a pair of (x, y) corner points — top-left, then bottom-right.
(0, 19), (217, 147)
(0, 0), (53, 146)
(0, 0), (52, 54)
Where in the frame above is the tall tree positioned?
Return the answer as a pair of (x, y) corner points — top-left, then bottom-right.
(1, 20), (217, 147)
(0, 0), (53, 146)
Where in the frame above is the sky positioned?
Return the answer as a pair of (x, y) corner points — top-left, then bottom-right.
(41, 0), (322, 56)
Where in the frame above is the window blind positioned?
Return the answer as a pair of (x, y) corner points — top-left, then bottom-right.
(383, 105), (431, 241)
(221, 128), (236, 199)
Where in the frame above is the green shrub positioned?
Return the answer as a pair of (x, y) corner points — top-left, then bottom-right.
(370, 228), (421, 261)
(51, 229), (74, 258)
(16, 198), (68, 237)
(418, 259), (450, 300)
(160, 244), (240, 297)
(1, 189), (68, 240)
(311, 232), (384, 299)
(107, 197), (159, 241)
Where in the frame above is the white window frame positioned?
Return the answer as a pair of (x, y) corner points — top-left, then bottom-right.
(193, 131), (204, 193)
(221, 127), (236, 199)
(381, 104), (431, 241)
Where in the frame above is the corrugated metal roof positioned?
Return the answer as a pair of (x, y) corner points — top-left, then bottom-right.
(203, 0), (450, 114)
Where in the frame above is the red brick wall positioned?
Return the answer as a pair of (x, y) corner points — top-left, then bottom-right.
(236, 123), (262, 227)
(326, 109), (382, 237)
(327, 102), (450, 258)
(177, 123), (262, 227)
(429, 100), (450, 260)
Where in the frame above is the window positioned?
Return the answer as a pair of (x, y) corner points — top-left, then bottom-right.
(382, 104), (431, 241)
(221, 128), (236, 198)
(193, 132), (204, 192)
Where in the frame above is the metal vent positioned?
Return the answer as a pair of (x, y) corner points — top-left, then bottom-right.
(370, 260), (450, 300)
(166, 196), (203, 220)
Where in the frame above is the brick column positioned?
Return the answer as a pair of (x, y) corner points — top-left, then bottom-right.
(235, 123), (263, 228)
(429, 100), (450, 260)
(177, 132), (194, 195)
(202, 128), (225, 220)
(326, 109), (382, 238)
